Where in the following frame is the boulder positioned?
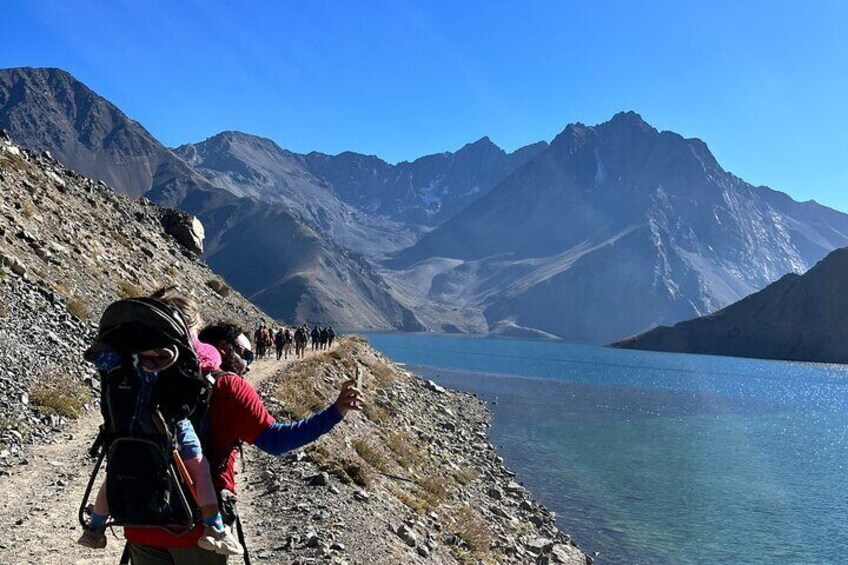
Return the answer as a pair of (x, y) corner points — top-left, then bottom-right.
(158, 208), (205, 254)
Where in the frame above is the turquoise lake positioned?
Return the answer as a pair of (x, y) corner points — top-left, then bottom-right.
(363, 332), (848, 564)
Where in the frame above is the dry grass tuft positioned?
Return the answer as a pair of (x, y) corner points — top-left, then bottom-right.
(418, 475), (449, 508)
(308, 444), (374, 488)
(52, 280), (70, 296)
(21, 200), (35, 219)
(66, 297), (90, 319)
(450, 506), (493, 556)
(362, 398), (393, 424)
(385, 431), (424, 468)
(367, 360), (397, 389)
(112, 231), (131, 248)
(453, 466), (480, 486)
(30, 371), (91, 419)
(206, 278), (231, 297)
(387, 483), (429, 514)
(117, 280), (145, 298)
(353, 438), (393, 474)
(273, 378), (325, 420)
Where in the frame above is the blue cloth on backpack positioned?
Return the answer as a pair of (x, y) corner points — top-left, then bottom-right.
(176, 419), (203, 459)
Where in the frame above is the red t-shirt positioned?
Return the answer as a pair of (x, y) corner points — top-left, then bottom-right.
(124, 374), (274, 548)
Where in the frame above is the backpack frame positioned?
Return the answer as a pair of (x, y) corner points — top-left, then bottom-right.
(78, 298), (212, 535)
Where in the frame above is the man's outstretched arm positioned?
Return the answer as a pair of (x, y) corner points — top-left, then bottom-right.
(253, 379), (362, 456)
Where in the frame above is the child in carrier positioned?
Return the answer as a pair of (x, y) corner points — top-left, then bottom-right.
(78, 293), (243, 557)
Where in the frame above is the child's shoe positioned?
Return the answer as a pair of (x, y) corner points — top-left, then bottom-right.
(77, 526), (107, 549)
(198, 524), (244, 556)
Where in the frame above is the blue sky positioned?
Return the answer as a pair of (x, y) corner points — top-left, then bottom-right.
(4, 1), (848, 210)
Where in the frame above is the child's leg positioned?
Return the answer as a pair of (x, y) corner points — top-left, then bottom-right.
(176, 420), (219, 518)
(78, 481), (110, 548)
(183, 455), (220, 523)
(185, 453), (244, 556)
(88, 482), (110, 529)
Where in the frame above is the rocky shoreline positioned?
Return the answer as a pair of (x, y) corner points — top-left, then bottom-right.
(240, 337), (589, 564)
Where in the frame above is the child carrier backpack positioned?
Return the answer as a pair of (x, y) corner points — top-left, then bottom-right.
(78, 297), (211, 534)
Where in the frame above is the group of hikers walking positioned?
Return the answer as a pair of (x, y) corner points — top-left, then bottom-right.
(76, 288), (360, 564)
(252, 322), (335, 361)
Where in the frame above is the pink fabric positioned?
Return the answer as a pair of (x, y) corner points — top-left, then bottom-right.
(192, 335), (222, 374)
(183, 455), (218, 507)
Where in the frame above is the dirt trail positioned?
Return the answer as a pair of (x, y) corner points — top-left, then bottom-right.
(0, 349), (325, 565)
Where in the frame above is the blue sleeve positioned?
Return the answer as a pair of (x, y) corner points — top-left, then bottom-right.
(176, 419), (203, 459)
(253, 405), (343, 456)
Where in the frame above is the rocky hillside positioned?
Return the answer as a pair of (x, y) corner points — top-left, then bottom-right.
(0, 67), (419, 330)
(0, 129), (264, 461)
(390, 112), (848, 342)
(243, 337), (588, 564)
(613, 246), (848, 363)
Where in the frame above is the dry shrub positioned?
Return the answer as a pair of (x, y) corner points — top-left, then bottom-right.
(274, 378), (325, 420)
(353, 438), (392, 474)
(0, 304), (8, 319)
(21, 200), (35, 219)
(362, 398), (393, 424)
(386, 431), (424, 468)
(164, 264), (179, 277)
(66, 297), (90, 319)
(453, 466), (480, 486)
(117, 280), (145, 298)
(52, 280), (70, 296)
(387, 483), (428, 514)
(418, 475), (449, 508)
(308, 444), (374, 488)
(450, 506), (493, 556)
(30, 371), (91, 419)
(206, 278), (231, 298)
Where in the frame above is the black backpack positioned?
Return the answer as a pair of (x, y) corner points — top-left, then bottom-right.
(79, 297), (211, 534)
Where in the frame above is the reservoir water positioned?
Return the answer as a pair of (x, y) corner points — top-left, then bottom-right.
(364, 332), (848, 564)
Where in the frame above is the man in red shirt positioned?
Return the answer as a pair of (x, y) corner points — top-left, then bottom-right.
(126, 324), (362, 564)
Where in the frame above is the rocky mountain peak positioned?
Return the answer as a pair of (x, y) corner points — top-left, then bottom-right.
(605, 110), (653, 129)
(458, 135), (502, 153)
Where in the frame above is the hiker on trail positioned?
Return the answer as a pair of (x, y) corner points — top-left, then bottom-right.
(319, 327), (329, 350)
(274, 327), (285, 360)
(80, 303), (363, 565)
(128, 322), (361, 564)
(253, 325), (264, 359)
(294, 326), (308, 358)
(327, 326), (335, 348)
(311, 326), (320, 351)
(281, 327), (293, 360)
(78, 293), (246, 557)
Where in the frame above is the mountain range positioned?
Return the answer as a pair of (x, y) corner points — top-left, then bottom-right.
(613, 247), (848, 363)
(3, 66), (847, 341)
